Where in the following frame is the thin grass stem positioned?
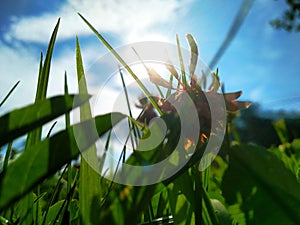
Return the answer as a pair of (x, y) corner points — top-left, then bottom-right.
(0, 81), (20, 108)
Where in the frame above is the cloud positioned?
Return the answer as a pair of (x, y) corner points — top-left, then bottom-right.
(0, 38), (100, 114)
(0, 0), (194, 117)
(4, 0), (192, 44)
(0, 41), (39, 113)
(249, 87), (263, 102)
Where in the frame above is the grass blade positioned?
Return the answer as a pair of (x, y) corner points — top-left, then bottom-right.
(78, 13), (163, 116)
(0, 81), (20, 108)
(119, 68), (139, 149)
(76, 37), (103, 225)
(176, 34), (187, 87)
(186, 34), (198, 77)
(2, 142), (13, 171)
(166, 73), (174, 98)
(0, 94), (90, 146)
(64, 72), (73, 198)
(41, 164), (69, 225)
(208, 0), (254, 69)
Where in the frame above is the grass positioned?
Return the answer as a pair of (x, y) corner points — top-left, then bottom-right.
(0, 14), (300, 225)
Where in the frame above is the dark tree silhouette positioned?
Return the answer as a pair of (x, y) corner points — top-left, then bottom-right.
(233, 103), (300, 147)
(270, 0), (300, 32)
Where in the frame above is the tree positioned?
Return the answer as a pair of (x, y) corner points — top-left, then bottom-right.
(233, 103), (300, 147)
(270, 0), (300, 32)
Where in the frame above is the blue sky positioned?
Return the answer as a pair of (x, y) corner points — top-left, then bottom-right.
(1, 0), (300, 117)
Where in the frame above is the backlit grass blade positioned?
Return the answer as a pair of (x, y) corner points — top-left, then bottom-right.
(176, 34), (187, 87)
(119, 68), (139, 148)
(132, 47), (168, 97)
(98, 129), (111, 176)
(78, 13), (163, 116)
(166, 73), (174, 98)
(0, 112), (126, 211)
(76, 37), (103, 225)
(0, 80), (20, 108)
(186, 34), (198, 77)
(0, 94), (90, 146)
(64, 72), (73, 199)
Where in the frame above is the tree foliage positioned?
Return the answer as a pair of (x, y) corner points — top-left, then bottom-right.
(270, 0), (300, 32)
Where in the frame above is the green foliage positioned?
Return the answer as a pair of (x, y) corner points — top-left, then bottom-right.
(233, 103), (300, 147)
(0, 111), (125, 208)
(0, 95), (90, 146)
(222, 144), (300, 224)
(270, 0), (300, 32)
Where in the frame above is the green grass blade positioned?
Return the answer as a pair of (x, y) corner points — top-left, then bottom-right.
(176, 34), (187, 87)
(167, 181), (194, 225)
(2, 142), (12, 171)
(64, 72), (73, 197)
(42, 200), (65, 225)
(119, 68), (133, 119)
(76, 37), (103, 225)
(166, 73), (174, 98)
(202, 161), (210, 191)
(64, 72), (76, 225)
(201, 186), (219, 225)
(41, 164), (69, 225)
(0, 112), (126, 211)
(46, 121), (58, 138)
(273, 119), (289, 144)
(132, 47), (167, 98)
(0, 81), (20, 108)
(119, 68), (139, 148)
(51, 176), (79, 225)
(186, 34), (198, 77)
(0, 94), (90, 146)
(98, 129), (111, 176)
(78, 13), (163, 116)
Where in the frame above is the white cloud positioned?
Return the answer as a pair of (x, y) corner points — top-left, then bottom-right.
(261, 48), (281, 61)
(0, 41), (39, 113)
(249, 87), (263, 102)
(0, 0), (194, 119)
(4, 0), (192, 44)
